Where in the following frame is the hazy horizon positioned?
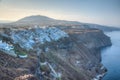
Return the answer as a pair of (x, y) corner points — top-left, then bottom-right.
(0, 0), (120, 27)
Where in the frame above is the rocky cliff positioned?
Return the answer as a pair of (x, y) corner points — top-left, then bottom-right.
(0, 26), (111, 80)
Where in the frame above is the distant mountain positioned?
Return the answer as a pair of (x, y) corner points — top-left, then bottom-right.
(17, 15), (55, 23)
(14, 15), (81, 26)
(3, 15), (120, 31)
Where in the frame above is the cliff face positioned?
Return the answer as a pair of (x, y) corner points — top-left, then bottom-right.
(0, 27), (111, 80)
(51, 28), (111, 80)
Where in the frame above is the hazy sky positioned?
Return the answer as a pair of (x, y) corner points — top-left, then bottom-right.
(0, 0), (120, 27)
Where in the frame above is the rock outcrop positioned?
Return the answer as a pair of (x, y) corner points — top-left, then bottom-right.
(0, 26), (111, 80)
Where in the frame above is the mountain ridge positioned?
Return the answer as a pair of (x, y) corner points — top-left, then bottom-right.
(0, 15), (120, 31)
(14, 15), (120, 31)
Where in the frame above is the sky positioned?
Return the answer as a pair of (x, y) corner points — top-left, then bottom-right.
(0, 0), (120, 27)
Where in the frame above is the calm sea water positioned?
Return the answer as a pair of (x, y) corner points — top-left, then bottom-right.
(102, 31), (120, 80)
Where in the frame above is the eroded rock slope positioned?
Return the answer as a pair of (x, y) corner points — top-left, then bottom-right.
(0, 26), (111, 80)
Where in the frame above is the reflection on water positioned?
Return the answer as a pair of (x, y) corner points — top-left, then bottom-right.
(102, 31), (120, 80)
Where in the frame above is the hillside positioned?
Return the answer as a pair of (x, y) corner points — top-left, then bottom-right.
(0, 15), (117, 80)
(0, 26), (111, 80)
(13, 15), (81, 26)
(0, 15), (118, 31)
(12, 15), (120, 31)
